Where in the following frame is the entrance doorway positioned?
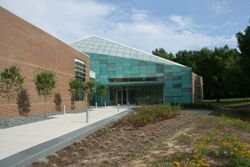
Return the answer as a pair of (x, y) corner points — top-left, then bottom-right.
(109, 85), (164, 105)
(116, 87), (128, 105)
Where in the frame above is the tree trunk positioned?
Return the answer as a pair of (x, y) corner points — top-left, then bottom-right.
(44, 96), (47, 118)
(6, 99), (10, 118)
(216, 97), (220, 102)
(88, 95), (90, 108)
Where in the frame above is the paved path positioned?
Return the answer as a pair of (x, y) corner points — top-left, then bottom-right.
(0, 106), (129, 160)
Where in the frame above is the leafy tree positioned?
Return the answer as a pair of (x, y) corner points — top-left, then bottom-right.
(54, 93), (62, 112)
(86, 80), (96, 106)
(69, 79), (84, 100)
(175, 50), (198, 71)
(96, 84), (107, 106)
(175, 46), (240, 101)
(69, 79), (87, 110)
(236, 26), (250, 95)
(0, 66), (24, 114)
(17, 89), (30, 116)
(208, 46), (239, 101)
(152, 48), (174, 60)
(34, 71), (56, 117)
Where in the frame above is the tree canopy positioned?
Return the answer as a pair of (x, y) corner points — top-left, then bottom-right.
(96, 84), (107, 106)
(86, 80), (96, 104)
(152, 48), (174, 60)
(0, 66), (24, 101)
(34, 70), (56, 116)
(153, 45), (241, 101)
(69, 79), (86, 99)
(34, 71), (56, 97)
(236, 26), (250, 96)
(0, 66), (24, 113)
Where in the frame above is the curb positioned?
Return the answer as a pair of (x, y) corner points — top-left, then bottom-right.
(0, 109), (131, 167)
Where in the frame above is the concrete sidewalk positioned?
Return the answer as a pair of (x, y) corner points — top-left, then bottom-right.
(0, 106), (129, 160)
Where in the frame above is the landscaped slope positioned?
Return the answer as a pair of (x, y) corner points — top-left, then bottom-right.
(31, 112), (206, 167)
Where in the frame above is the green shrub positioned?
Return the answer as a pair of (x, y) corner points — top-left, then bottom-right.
(128, 105), (180, 127)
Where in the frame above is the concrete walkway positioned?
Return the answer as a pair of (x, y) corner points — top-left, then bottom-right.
(0, 106), (129, 160)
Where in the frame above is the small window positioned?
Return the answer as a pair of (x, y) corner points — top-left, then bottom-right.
(75, 58), (85, 81)
(167, 72), (182, 80)
(173, 75), (182, 80)
(74, 58), (86, 101)
(100, 60), (108, 64)
(183, 88), (192, 93)
(156, 64), (164, 73)
(108, 63), (116, 68)
(173, 84), (182, 88)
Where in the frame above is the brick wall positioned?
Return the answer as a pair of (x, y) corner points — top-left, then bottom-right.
(0, 8), (89, 118)
(192, 73), (204, 103)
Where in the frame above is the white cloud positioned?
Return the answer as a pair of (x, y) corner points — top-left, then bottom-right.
(210, 1), (229, 14)
(0, 0), (116, 41)
(106, 13), (236, 53)
(0, 0), (236, 53)
(132, 10), (148, 22)
(169, 15), (193, 29)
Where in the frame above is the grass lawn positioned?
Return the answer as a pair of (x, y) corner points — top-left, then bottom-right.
(204, 97), (250, 104)
(183, 97), (250, 121)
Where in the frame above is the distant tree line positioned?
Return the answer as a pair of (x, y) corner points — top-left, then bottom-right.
(152, 26), (250, 101)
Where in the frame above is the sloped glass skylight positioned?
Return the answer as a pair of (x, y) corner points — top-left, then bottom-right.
(71, 36), (186, 67)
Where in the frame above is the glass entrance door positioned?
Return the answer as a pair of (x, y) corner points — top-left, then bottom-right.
(122, 89), (127, 104)
(117, 89), (122, 104)
(116, 87), (128, 105)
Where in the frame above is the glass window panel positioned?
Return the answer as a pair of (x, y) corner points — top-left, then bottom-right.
(74, 58), (86, 101)
(173, 84), (182, 88)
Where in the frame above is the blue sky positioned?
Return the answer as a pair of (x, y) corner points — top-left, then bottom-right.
(1, 0), (249, 53)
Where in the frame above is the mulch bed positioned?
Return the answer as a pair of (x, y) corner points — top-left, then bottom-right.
(31, 112), (206, 167)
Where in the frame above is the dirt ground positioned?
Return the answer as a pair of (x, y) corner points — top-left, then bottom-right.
(122, 115), (250, 167)
(31, 112), (207, 167)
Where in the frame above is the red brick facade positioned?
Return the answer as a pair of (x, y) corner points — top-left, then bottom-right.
(0, 8), (89, 118)
(192, 73), (204, 103)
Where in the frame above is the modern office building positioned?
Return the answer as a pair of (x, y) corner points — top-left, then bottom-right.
(0, 8), (89, 118)
(72, 36), (203, 105)
(0, 6), (203, 120)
